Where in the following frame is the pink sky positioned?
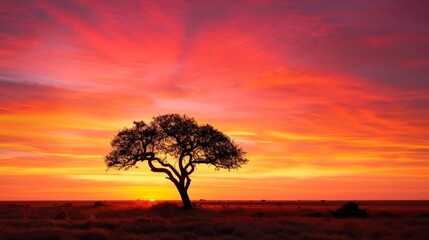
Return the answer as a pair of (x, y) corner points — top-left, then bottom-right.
(1, 0), (429, 200)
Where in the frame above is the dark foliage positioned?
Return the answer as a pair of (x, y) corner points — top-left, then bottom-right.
(329, 201), (369, 218)
(93, 201), (105, 208)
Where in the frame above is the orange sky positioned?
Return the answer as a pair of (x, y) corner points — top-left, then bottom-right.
(1, 0), (429, 200)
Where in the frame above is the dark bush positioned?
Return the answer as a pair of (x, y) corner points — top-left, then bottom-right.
(93, 201), (106, 207)
(329, 201), (369, 218)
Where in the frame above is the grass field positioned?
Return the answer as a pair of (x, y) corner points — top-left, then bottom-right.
(1, 200), (428, 240)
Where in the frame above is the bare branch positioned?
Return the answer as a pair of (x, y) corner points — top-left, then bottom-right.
(178, 151), (185, 174)
(148, 159), (179, 185)
(184, 162), (195, 175)
(184, 174), (191, 190)
(154, 158), (181, 179)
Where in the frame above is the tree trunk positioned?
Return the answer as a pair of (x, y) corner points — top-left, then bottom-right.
(177, 186), (192, 210)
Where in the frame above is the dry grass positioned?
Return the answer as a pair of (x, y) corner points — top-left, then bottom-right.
(0, 200), (428, 239)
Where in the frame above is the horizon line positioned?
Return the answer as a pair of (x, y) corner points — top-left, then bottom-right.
(1, 199), (428, 202)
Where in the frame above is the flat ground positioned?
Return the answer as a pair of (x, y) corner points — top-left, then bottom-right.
(1, 200), (428, 239)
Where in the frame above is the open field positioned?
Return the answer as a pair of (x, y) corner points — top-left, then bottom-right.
(1, 200), (428, 240)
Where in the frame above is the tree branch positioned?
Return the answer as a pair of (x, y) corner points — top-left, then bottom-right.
(154, 158), (181, 179)
(178, 151), (185, 174)
(184, 162), (195, 175)
(148, 159), (179, 185)
(190, 160), (207, 165)
(184, 174), (191, 190)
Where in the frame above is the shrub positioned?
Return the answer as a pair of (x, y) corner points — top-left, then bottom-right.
(93, 201), (106, 208)
(329, 201), (369, 218)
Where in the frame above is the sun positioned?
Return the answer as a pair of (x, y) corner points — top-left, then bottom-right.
(149, 199), (155, 202)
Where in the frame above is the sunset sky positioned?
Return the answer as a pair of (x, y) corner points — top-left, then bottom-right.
(1, 0), (429, 200)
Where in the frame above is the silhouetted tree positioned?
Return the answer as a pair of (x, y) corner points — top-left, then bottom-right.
(105, 114), (248, 209)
